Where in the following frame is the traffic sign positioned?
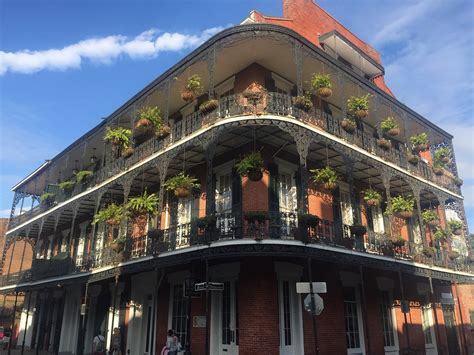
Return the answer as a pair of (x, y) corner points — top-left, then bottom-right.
(304, 293), (324, 315)
(296, 282), (327, 294)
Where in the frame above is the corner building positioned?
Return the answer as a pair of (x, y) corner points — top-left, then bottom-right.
(1, 1), (473, 354)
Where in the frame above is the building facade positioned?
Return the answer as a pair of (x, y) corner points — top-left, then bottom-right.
(1, 1), (473, 354)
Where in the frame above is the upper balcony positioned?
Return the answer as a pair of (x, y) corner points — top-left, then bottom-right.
(6, 24), (463, 233)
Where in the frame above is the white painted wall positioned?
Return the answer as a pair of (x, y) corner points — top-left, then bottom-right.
(58, 285), (81, 355)
(17, 291), (37, 349)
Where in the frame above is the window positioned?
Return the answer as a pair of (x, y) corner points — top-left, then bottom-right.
(177, 198), (192, 247)
(421, 305), (434, 346)
(371, 205), (385, 234)
(379, 291), (396, 348)
(340, 186), (354, 226)
(221, 281), (239, 345)
(281, 281), (292, 346)
(278, 173), (297, 213)
(343, 287), (365, 354)
(216, 173), (232, 213)
(171, 284), (189, 344)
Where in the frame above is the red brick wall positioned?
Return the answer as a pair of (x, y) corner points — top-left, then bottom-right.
(155, 283), (170, 355)
(453, 283), (474, 353)
(2, 239), (33, 275)
(238, 257), (279, 355)
(189, 296), (206, 355)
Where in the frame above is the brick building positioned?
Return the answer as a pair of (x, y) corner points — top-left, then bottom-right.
(1, 1), (473, 354)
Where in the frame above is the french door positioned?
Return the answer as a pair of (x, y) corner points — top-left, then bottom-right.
(211, 281), (239, 354)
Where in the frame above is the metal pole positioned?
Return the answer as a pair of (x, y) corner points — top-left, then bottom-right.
(205, 258), (210, 355)
(398, 269), (411, 350)
(307, 257), (319, 355)
(109, 274), (119, 352)
(8, 291), (19, 355)
(152, 269), (164, 355)
(21, 291), (33, 355)
(454, 282), (469, 355)
(77, 282), (89, 355)
(359, 266), (371, 354)
(428, 276), (442, 353)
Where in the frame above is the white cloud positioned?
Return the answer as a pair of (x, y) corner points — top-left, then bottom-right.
(0, 26), (227, 75)
(0, 209), (11, 218)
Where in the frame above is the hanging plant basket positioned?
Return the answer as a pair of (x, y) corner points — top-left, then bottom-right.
(156, 125), (171, 138)
(121, 146), (134, 159)
(243, 89), (264, 104)
(316, 87), (332, 98)
(377, 138), (391, 150)
(323, 182), (337, 190)
(391, 236), (406, 248)
(386, 128), (400, 137)
(298, 214), (320, 228)
(106, 217), (122, 227)
(199, 99), (219, 115)
(293, 96), (313, 112)
(395, 210), (413, 219)
(135, 117), (153, 131)
(414, 143), (428, 152)
(453, 177), (463, 187)
(247, 168), (263, 182)
(175, 187), (192, 198)
(181, 89), (195, 102)
(354, 110), (368, 119)
(408, 154), (419, 165)
(362, 189), (382, 207)
(441, 156), (450, 164)
(341, 119), (356, 133)
(366, 199), (380, 207)
(448, 251), (460, 260)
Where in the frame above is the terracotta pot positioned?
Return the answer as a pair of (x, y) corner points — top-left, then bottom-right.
(415, 144), (428, 152)
(396, 211), (413, 219)
(135, 118), (152, 130)
(181, 90), (194, 102)
(247, 169), (263, 182)
(355, 110), (368, 119)
(341, 119), (356, 133)
(441, 156), (450, 164)
(156, 125), (171, 138)
(316, 87), (332, 98)
(174, 187), (191, 198)
(366, 199), (380, 207)
(386, 128), (400, 137)
(323, 182), (337, 190)
(377, 138), (391, 150)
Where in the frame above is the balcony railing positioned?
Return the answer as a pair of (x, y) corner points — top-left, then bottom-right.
(8, 92), (461, 229)
(2, 212), (470, 288)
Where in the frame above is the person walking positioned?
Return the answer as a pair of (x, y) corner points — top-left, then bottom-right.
(93, 332), (106, 355)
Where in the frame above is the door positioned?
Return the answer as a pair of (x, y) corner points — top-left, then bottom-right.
(216, 173), (234, 237)
(339, 185), (354, 239)
(442, 305), (460, 355)
(211, 281), (239, 354)
(177, 198), (192, 247)
(278, 172), (297, 238)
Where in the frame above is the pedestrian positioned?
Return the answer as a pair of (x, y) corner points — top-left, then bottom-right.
(111, 327), (121, 355)
(93, 331), (106, 355)
(166, 329), (179, 355)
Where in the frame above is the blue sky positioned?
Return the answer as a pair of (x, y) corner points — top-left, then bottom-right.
(1, 0), (473, 230)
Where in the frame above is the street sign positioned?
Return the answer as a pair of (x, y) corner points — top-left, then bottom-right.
(304, 294), (324, 316)
(296, 282), (327, 294)
(194, 282), (225, 292)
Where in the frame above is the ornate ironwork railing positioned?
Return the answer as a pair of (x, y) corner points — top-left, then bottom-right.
(1, 212), (471, 288)
(8, 92), (461, 229)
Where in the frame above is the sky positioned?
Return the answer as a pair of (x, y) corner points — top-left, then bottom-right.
(0, 0), (473, 230)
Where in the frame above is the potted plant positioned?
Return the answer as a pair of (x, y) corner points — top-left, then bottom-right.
(434, 147), (450, 164)
(199, 99), (219, 115)
(422, 247), (435, 258)
(196, 215), (217, 230)
(235, 151), (265, 181)
(391, 236), (406, 248)
(245, 211), (269, 223)
(453, 177), (463, 187)
(243, 88), (265, 105)
(181, 74), (203, 102)
(293, 95), (313, 112)
(92, 203), (126, 226)
(76, 170), (93, 184)
(135, 106), (162, 131)
(362, 189), (382, 207)
(421, 209), (439, 227)
(127, 190), (159, 236)
(164, 172), (201, 198)
(311, 73), (332, 98)
(380, 117), (400, 137)
(350, 224), (367, 237)
(298, 213), (320, 228)
(407, 152), (419, 165)
(341, 118), (356, 133)
(156, 124), (171, 138)
(104, 127), (132, 147)
(59, 180), (75, 194)
(432, 161), (444, 176)
(410, 133), (428, 152)
(377, 138), (391, 150)
(40, 192), (56, 206)
(448, 220), (463, 235)
(347, 94), (370, 119)
(110, 234), (127, 253)
(448, 250), (460, 260)
(310, 166), (338, 190)
(434, 228), (448, 242)
(386, 195), (415, 219)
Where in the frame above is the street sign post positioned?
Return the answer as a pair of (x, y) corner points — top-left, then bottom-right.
(194, 282), (225, 292)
